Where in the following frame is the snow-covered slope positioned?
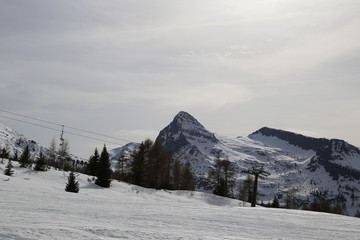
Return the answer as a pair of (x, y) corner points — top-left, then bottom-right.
(109, 142), (140, 161)
(0, 123), (84, 163)
(1, 161), (359, 240)
(155, 112), (360, 217)
(0, 123), (43, 158)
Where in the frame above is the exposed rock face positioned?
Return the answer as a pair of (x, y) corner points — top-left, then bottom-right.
(156, 111), (218, 153)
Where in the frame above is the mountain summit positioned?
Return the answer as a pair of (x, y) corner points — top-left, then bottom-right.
(156, 111), (218, 153)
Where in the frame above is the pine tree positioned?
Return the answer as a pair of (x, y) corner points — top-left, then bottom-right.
(65, 172), (79, 193)
(34, 150), (47, 171)
(180, 162), (196, 191)
(207, 155), (235, 197)
(19, 145), (31, 168)
(113, 153), (127, 181)
(95, 145), (112, 188)
(130, 142), (147, 186)
(171, 159), (182, 189)
(271, 196), (280, 208)
(4, 159), (14, 176)
(12, 150), (19, 162)
(220, 158), (235, 196)
(147, 140), (172, 189)
(1, 147), (9, 159)
(86, 148), (99, 176)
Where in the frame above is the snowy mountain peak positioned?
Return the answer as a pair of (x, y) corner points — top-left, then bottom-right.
(173, 111), (207, 131)
(156, 112), (218, 153)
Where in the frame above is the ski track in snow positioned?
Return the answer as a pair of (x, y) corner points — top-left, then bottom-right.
(1, 162), (360, 240)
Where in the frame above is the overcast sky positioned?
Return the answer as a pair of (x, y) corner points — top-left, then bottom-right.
(1, 0), (359, 158)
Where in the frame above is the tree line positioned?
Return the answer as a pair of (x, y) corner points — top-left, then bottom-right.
(86, 139), (196, 191)
(2, 137), (195, 193)
(1, 139), (352, 217)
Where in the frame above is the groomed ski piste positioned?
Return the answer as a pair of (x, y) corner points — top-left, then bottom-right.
(1, 161), (359, 240)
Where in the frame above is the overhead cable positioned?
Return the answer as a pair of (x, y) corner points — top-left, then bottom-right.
(0, 111), (133, 146)
(0, 109), (132, 143)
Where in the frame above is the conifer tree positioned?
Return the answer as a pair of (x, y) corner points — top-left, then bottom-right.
(113, 153), (127, 181)
(65, 172), (79, 193)
(239, 175), (254, 202)
(19, 145), (31, 168)
(95, 145), (112, 188)
(271, 196), (280, 208)
(180, 162), (196, 191)
(12, 150), (19, 162)
(4, 159), (14, 176)
(1, 147), (9, 159)
(171, 159), (182, 189)
(34, 150), (47, 171)
(147, 140), (172, 189)
(130, 142), (147, 186)
(86, 148), (99, 176)
(207, 155), (235, 197)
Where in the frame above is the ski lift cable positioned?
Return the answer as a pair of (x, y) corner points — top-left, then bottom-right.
(63, 125), (131, 143)
(0, 109), (132, 143)
(0, 109), (61, 127)
(62, 130), (126, 146)
(0, 115), (131, 146)
(0, 115), (62, 133)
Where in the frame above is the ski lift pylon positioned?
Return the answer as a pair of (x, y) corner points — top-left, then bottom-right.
(60, 125), (64, 146)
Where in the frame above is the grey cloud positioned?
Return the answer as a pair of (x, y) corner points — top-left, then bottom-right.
(1, 0), (360, 158)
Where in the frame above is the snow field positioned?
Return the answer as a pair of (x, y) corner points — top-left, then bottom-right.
(1, 162), (360, 240)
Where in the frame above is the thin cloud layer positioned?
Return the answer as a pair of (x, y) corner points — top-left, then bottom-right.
(1, 0), (359, 157)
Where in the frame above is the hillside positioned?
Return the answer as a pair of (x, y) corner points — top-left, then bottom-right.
(1, 161), (359, 240)
(155, 112), (360, 216)
(0, 123), (42, 158)
(2, 114), (360, 217)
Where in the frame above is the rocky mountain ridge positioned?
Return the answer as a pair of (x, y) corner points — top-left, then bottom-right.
(155, 112), (360, 216)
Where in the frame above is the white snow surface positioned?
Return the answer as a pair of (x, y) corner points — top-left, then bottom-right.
(1, 161), (360, 240)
